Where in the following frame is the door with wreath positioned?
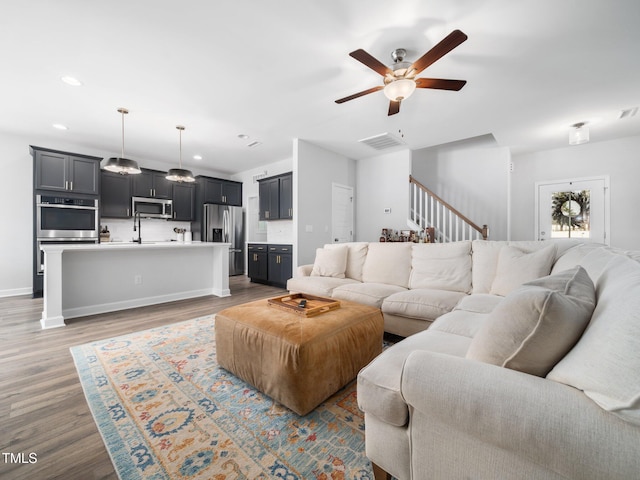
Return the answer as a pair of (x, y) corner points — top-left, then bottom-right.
(535, 176), (609, 245)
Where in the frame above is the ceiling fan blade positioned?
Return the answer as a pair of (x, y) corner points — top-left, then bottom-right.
(409, 30), (468, 76)
(415, 78), (467, 91)
(388, 100), (401, 116)
(335, 86), (383, 104)
(349, 49), (393, 77)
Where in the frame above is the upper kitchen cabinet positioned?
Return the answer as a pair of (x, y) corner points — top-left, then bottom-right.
(132, 168), (172, 199)
(258, 172), (292, 220)
(100, 170), (132, 218)
(197, 176), (242, 206)
(31, 146), (101, 195)
(171, 182), (195, 221)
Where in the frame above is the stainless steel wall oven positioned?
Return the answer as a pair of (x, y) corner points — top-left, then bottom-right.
(36, 194), (99, 239)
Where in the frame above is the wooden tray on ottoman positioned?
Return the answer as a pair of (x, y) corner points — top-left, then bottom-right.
(267, 293), (340, 317)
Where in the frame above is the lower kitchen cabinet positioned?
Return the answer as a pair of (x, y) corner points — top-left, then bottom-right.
(268, 244), (292, 288)
(248, 244), (268, 283)
(248, 243), (291, 287)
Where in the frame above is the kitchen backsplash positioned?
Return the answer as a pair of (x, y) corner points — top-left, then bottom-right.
(266, 220), (293, 243)
(100, 218), (191, 243)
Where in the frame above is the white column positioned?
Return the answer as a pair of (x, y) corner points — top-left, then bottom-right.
(41, 246), (66, 329)
(211, 244), (231, 297)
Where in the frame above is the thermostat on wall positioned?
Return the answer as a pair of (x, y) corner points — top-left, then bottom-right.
(384, 207), (391, 214)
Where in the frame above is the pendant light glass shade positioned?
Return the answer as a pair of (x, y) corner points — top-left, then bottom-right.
(166, 125), (195, 183)
(103, 108), (141, 175)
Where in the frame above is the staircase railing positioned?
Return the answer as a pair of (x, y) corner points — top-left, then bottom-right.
(409, 175), (488, 242)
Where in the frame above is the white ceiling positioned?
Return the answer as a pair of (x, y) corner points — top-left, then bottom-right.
(2, 0), (639, 174)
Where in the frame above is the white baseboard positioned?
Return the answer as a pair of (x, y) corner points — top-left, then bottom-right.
(0, 287), (32, 298)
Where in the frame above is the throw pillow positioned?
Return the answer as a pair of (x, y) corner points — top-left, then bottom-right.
(490, 244), (556, 296)
(467, 266), (595, 377)
(310, 246), (348, 278)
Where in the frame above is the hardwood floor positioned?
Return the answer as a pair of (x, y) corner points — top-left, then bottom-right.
(0, 275), (286, 480)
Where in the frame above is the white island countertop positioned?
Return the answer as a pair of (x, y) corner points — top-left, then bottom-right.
(40, 241), (231, 329)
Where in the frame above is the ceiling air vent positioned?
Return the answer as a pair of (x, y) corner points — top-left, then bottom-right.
(619, 107), (638, 119)
(359, 132), (406, 151)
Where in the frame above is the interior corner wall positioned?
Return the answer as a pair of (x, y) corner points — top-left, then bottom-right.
(411, 143), (511, 240)
(294, 139), (356, 266)
(355, 149), (412, 242)
(510, 134), (640, 250)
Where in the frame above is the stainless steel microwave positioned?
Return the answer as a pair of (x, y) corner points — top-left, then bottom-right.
(132, 196), (173, 219)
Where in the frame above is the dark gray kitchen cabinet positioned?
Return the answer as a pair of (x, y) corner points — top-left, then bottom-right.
(248, 244), (269, 283)
(100, 170), (132, 218)
(172, 182), (195, 221)
(258, 172), (292, 220)
(201, 177), (242, 206)
(132, 169), (172, 198)
(32, 146), (101, 195)
(268, 244), (292, 288)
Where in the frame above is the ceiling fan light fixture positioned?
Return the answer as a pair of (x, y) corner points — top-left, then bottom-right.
(103, 108), (141, 175)
(383, 78), (416, 102)
(166, 125), (195, 183)
(569, 122), (589, 145)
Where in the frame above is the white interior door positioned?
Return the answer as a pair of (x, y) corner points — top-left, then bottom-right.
(536, 176), (609, 245)
(331, 183), (354, 243)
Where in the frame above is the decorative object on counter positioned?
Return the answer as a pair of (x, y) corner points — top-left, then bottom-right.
(103, 108), (141, 175)
(173, 227), (187, 242)
(184, 231), (192, 243)
(99, 225), (110, 243)
(166, 125), (195, 183)
(380, 228), (433, 242)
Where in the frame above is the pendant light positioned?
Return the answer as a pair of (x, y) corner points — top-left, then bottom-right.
(103, 108), (141, 174)
(569, 122), (589, 145)
(166, 125), (195, 183)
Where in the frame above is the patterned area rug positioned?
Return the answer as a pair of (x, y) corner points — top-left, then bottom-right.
(70, 315), (377, 479)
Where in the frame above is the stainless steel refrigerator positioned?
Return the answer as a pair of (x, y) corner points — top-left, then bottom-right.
(203, 204), (245, 275)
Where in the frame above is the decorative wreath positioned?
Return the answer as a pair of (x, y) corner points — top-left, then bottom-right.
(551, 191), (590, 230)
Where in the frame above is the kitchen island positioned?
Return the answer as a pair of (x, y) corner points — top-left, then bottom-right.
(40, 241), (230, 329)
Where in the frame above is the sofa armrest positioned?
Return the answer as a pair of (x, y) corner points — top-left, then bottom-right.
(400, 350), (640, 479)
(294, 264), (313, 277)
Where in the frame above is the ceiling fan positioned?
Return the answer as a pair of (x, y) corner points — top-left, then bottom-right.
(335, 29), (468, 116)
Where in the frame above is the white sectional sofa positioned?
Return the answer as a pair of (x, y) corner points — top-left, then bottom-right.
(287, 240), (640, 479)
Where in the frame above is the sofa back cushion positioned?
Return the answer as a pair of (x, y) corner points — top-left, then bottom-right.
(409, 241), (472, 293)
(490, 244), (556, 296)
(472, 240), (555, 294)
(547, 255), (640, 426)
(325, 242), (369, 281)
(467, 266), (595, 377)
(362, 242), (413, 288)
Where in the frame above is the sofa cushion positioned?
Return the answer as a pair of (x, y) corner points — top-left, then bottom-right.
(467, 266), (595, 377)
(332, 282), (406, 308)
(409, 241), (472, 293)
(489, 244), (556, 296)
(548, 255), (640, 425)
(358, 329), (471, 427)
(551, 242), (602, 274)
(311, 245), (348, 278)
(326, 242), (369, 281)
(362, 242), (413, 288)
(429, 310), (489, 339)
(382, 288), (467, 322)
(472, 240), (551, 294)
(454, 293), (503, 314)
(286, 276), (360, 298)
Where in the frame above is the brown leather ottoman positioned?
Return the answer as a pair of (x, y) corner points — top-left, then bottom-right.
(215, 298), (384, 415)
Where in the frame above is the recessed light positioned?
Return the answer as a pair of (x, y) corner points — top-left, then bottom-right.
(193, 154), (202, 160)
(52, 123), (68, 130)
(61, 76), (83, 86)
(237, 134), (249, 140)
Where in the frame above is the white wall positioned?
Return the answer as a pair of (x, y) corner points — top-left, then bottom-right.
(411, 136), (511, 240)
(0, 133), (232, 297)
(294, 139), (356, 266)
(356, 149), (412, 242)
(511, 134), (640, 250)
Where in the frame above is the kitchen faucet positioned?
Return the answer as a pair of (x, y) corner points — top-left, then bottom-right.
(133, 211), (142, 243)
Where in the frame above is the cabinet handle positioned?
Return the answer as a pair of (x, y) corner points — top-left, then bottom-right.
(65, 180), (69, 190)
(69, 181), (73, 190)
(127, 208), (130, 216)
